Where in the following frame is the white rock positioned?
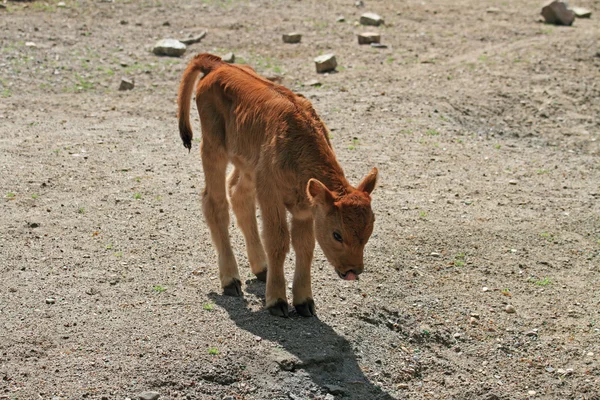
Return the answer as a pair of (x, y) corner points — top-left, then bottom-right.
(360, 12), (384, 26)
(57, 2), (66, 7)
(505, 305), (516, 314)
(152, 39), (186, 57)
(572, 7), (591, 18)
(541, 1), (575, 26)
(357, 32), (380, 45)
(282, 33), (302, 44)
(222, 52), (235, 63)
(314, 54), (337, 73)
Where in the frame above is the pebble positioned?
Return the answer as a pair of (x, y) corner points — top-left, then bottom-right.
(528, 391), (536, 396)
(282, 33), (302, 44)
(179, 31), (207, 45)
(508, 180), (518, 185)
(360, 12), (384, 26)
(370, 43), (388, 48)
(138, 392), (160, 400)
(505, 305), (516, 314)
(314, 54), (337, 73)
(46, 298), (56, 304)
(222, 52), (235, 63)
(430, 252), (441, 257)
(336, 16), (345, 22)
(469, 317), (478, 325)
(486, 7), (501, 13)
(470, 313), (480, 319)
(355, 0), (364, 7)
(525, 330), (538, 337)
(572, 7), (591, 18)
(545, 366), (555, 373)
(152, 39), (186, 57)
(25, 42), (37, 47)
(119, 78), (134, 91)
(57, 1), (66, 7)
(541, 1), (575, 26)
(482, 287), (490, 292)
(357, 32), (380, 45)
(303, 79), (321, 87)
(323, 385), (344, 395)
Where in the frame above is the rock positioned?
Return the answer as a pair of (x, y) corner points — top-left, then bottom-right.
(470, 313), (480, 319)
(138, 392), (160, 400)
(469, 317), (478, 325)
(57, 2), (66, 7)
(397, 383), (409, 389)
(541, 1), (575, 26)
(486, 7), (501, 13)
(572, 7), (591, 18)
(336, 16), (345, 22)
(505, 305), (516, 314)
(152, 39), (186, 57)
(370, 43), (388, 48)
(323, 385), (345, 395)
(324, 395), (335, 400)
(46, 298), (56, 304)
(25, 42), (37, 47)
(119, 78), (134, 91)
(355, 0), (364, 8)
(179, 31), (207, 45)
(222, 52), (235, 63)
(360, 12), (384, 26)
(430, 252), (441, 258)
(303, 79), (321, 87)
(314, 54), (337, 73)
(545, 366), (555, 373)
(525, 330), (538, 337)
(509, 180), (518, 185)
(528, 391), (536, 396)
(357, 32), (380, 45)
(282, 33), (302, 44)
(28, 222), (40, 228)
(482, 287), (490, 292)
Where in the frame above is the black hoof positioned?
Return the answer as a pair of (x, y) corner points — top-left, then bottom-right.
(268, 299), (289, 317)
(255, 270), (267, 282)
(295, 299), (316, 317)
(223, 279), (242, 297)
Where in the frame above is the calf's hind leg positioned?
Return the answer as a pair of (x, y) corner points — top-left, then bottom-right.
(228, 168), (268, 281)
(201, 139), (241, 296)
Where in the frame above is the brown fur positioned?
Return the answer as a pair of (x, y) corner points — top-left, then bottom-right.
(177, 53), (378, 317)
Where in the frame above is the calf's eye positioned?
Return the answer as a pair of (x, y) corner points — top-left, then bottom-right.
(333, 232), (343, 243)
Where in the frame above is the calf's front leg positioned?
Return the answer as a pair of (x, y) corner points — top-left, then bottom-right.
(291, 217), (316, 317)
(260, 201), (290, 317)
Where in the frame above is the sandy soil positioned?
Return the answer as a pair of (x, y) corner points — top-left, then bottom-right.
(1, 0), (599, 399)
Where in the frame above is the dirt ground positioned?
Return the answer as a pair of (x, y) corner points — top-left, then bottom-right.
(1, 0), (599, 399)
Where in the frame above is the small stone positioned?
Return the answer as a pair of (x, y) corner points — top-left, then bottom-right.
(162, 21), (170, 26)
(541, 1), (575, 26)
(525, 330), (538, 337)
(119, 78), (135, 91)
(178, 31), (206, 45)
(469, 317), (478, 325)
(370, 43), (388, 48)
(545, 366), (555, 373)
(282, 33), (302, 44)
(336, 16), (345, 22)
(314, 54), (337, 73)
(357, 32), (380, 45)
(138, 392), (160, 400)
(254, 336), (262, 342)
(25, 42), (37, 47)
(505, 305), (516, 314)
(470, 313), (480, 319)
(355, 0), (364, 7)
(324, 395), (335, 400)
(528, 391), (536, 396)
(46, 298), (56, 304)
(222, 52), (235, 63)
(57, 1), (66, 7)
(482, 287), (490, 292)
(8, 287), (17, 293)
(397, 383), (409, 389)
(509, 180), (518, 185)
(323, 385), (344, 395)
(572, 7), (591, 18)
(303, 79), (321, 87)
(430, 252), (441, 258)
(152, 39), (186, 57)
(28, 222), (40, 228)
(586, 352), (594, 357)
(120, 20), (128, 25)
(223, 397), (234, 400)
(453, 333), (463, 339)
(486, 7), (501, 13)
(360, 12), (384, 26)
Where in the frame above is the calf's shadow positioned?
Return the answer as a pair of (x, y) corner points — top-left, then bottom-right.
(209, 280), (397, 400)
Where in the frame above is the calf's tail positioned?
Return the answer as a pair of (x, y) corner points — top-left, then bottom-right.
(177, 53), (223, 150)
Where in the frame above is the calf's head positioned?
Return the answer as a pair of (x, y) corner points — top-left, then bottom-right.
(307, 168), (378, 281)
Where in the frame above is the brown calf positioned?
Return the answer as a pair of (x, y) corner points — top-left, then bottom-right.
(178, 53), (378, 317)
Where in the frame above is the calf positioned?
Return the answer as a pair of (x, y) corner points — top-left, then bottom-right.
(177, 53), (378, 317)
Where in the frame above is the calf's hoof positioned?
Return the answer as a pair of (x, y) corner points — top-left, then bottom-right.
(255, 270), (267, 282)
(294, 299), (316, 317)
(268, 299), (289, 318)
(223, 278), (242, 297)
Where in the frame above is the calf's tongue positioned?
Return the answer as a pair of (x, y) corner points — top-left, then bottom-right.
(344, 271), (358, 281)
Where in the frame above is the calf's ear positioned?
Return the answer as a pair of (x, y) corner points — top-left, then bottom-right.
(307, 179), (335, 207)
(357, 167), (378, 195)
